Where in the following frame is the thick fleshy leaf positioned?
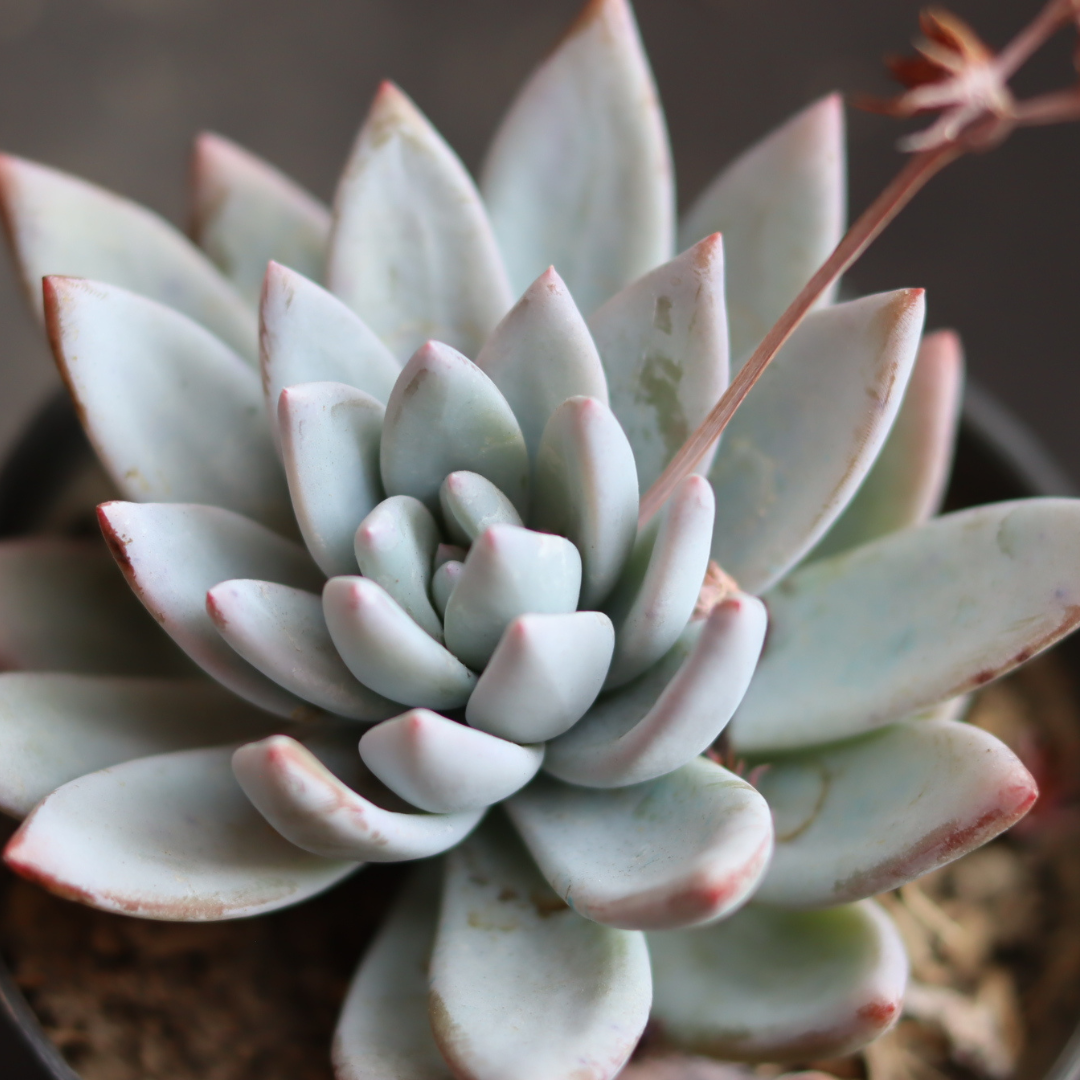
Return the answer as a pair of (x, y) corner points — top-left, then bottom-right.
(481, 0), (674, 315)
(443, 525), (582, 671)
(474, 267), (609, 457)
(589, 235), (729, 492)
(679, 95), (846, 362)
(46, 277), (292, 534)
(333, 863), (452, 1080)
(0, 674), (277, 819)
(354, 496), (443, 641)
(545, 595), (766, 788)
(278, 381), (384, 577)
(752, 719), (1037, 907)
(0, 154), (257, 361)
(259, 262), (400, 450)
(604, 475), (715, 689)
(648, 900), (907, 1061)
(233, 734), (483, 861)
(327, 82), (512, 360)
(810, 329), (964, 560)
(507, 757), (772, 930)
(439, 471), (523, 547)
(708, 289), (925, 593)
(190, 132), (331, 305)
(97, 501), (324, 718)
(380, 341), (529, 515)
(323, 577), (476, 708)
(429, 817), (651, 1080)
(206, 580), (397, 722)
(466, 612), (615, 743)
(0, 538), (187, 676)
(731, 498), (1080, 753)
(4, 746), (356, 919)
(432, 560), (464, 619)
(359, 709), (543, 813)
(531, 396), (638, 607)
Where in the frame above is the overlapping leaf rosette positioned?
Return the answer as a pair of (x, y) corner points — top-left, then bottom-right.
(0, 2), (1078, 1078)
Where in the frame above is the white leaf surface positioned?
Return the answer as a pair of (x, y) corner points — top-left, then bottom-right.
(430, 817), (651, 1080)
(0, 153), (257, 361)
(278, 381), (384, 577)
(190, 132), (331, 305)
(3, 746), (357, 919)
(545, 595), (766, 788)
(475, 267), (609, 458)
(333, 863), (452, 1080)
(604, 474), (715, 689)
(648, 900), (907, 1061)
(354, 495), (443, 641)
(0, 674), (277, 819)
(439, 471), (523, 546)
(380, 340), (529, 515)
(531, 396), (638, 608)
(47, 277), (292, 534)
(0, 538), (187, 677)
(481, 0), (674, 315)
(466, 611), (615, 743)
(752, 719), (1037, 907)
(731, 498), (1080, 753)
(443, 525), (582, 671)
(679, 95), (846, 362)
(206, 580), (398, 722)
(810, 328), (964, 560)
(259, 262), (400, 450)
(97, 501), (324, 718)
(589, 235), (729, 492)
(233, 734), (483, 861)
(359, 709), (543, 813)
(507, 757), (773, 930)
(708, 289), (925, 593)
(328, 82), (512, 360)
(323, 576), (476, 709)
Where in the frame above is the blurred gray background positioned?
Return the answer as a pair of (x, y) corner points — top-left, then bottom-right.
(0, 0), (1076, 474)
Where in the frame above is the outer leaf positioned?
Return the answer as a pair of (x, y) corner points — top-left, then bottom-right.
(429, 817), (652, 1080)
(752, 719), (1037, 907)
(0, 538), (187, 676)
(233, 734), (483, 861)
(481, 0), (674, 314)
(810, 329), (964, 560)
(97, 501), (324, 718)
(327, 82), (512, 360)
(0, 154), (257, 362)
(466, 612), (615, 743)
(545, 595), (766, 788)
(731, 498), (1080, 753)
(708, 289), (925, 593)
(359, 709), (543, 813)
(507, 758), (773, 930)
(46, 277), (292, 534)
(474, 267), (608, 458)
(380, 341), (529, 516)
(648, 901), (907, 1061)
(279, 381), (384, 577)
(333, 864), (452, 1080)
(259, 262), (400, 450)
(679, 95), (846, 362)
(531, 396), (638, 608)
(0, 674), (276, 819)
(190, 132), (331, 305)
(206, 580), (398, 722)
(3, 746), (357, 919)
(589, 235), (729, 492)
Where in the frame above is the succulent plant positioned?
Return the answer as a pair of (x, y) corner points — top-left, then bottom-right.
(0, 1), (1078, 1078)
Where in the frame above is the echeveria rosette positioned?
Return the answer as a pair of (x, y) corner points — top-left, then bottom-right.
(0, 0), (1074, 1077)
